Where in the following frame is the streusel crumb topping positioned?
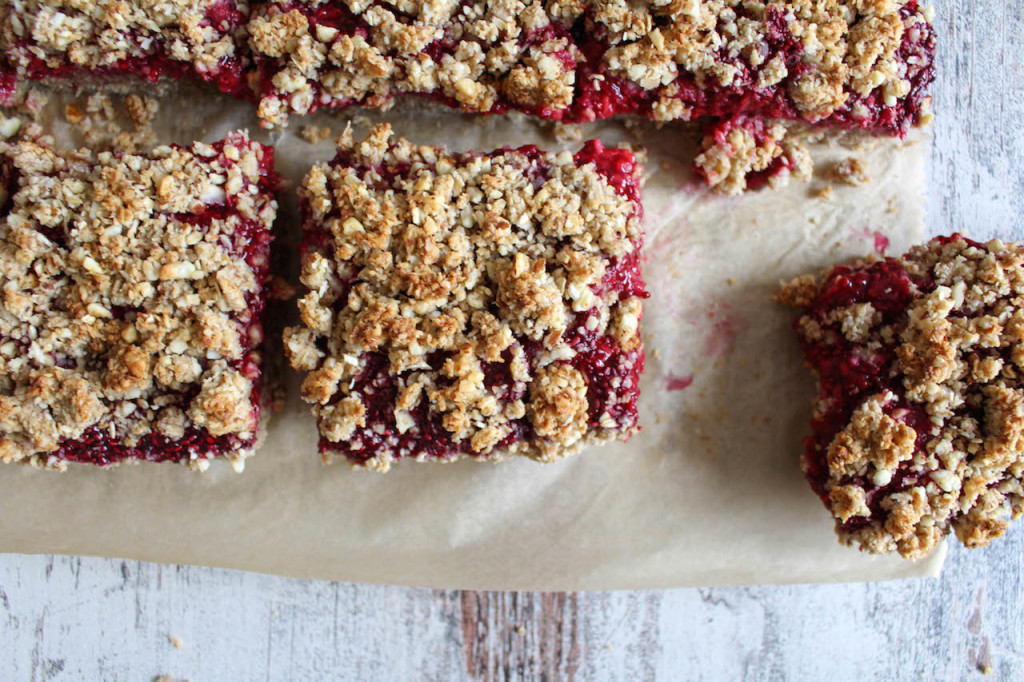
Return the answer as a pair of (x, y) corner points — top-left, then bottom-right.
(782, 236), (1024, 558)
(284, 123), (645, 471)
(0, 132), (277, 470)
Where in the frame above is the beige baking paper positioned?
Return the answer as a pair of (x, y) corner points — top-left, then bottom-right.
(0, 91), (942, 589)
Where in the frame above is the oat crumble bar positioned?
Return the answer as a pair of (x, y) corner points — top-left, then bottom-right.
(247, 0), (580, 127)
(0, 0), (252, 97)
(0, 131), (277, 470)
(248, 0), (935, 134)
(575, 0), (935, 134)
(781, 235), (1024, 558)
(284, 123), (646, 471)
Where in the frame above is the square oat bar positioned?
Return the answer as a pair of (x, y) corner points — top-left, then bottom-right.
(247, 0), (579, 126)
(284, 124), (646, 471)
(0, 132), (277, 470)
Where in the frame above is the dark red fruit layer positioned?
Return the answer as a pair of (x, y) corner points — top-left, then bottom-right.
(574, 139), (643, 209)
(0, 67), (15, 107)
(52, 373), (260, 466)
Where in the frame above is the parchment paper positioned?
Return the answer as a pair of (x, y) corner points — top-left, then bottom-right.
(0, 90), (942, 590)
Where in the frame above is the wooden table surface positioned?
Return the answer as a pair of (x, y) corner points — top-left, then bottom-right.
(2, 2), (1023, 679)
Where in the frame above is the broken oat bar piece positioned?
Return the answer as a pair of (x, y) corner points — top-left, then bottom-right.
(284, 123), (646, 471)
(693, 115), (812, 194)
(0, 132), (277, 470)
(0, 0), (252, 97)
(781, 235), (1024, 559)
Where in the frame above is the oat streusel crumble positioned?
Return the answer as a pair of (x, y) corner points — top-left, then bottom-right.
(781, 235), (1024, 558)
(284, 123), (646, 471)
(0, 0), (252, 97)
(248, 0), (935, 134)
(0, 131), (277, 471)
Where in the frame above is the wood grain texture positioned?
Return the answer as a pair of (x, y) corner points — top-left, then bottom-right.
(2, 0), (1024, 679)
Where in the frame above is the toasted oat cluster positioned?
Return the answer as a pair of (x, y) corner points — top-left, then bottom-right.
(694, 116), (812, 194)
(0, 0), (252, 97)
(284, 124), (646, 471)
(0, 132), (277, 470)
(781, 236), (1024, 558)
(248, 0), (935, 132)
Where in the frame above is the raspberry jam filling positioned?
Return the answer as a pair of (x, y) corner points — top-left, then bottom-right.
(22, 138), (278, 467)
(797, 259), (923, 498)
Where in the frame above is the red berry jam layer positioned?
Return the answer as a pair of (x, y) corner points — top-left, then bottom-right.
(0, 132), (278, 471)
(284, 124), (647, 471)
(248, 0), (935, 136)
(781, 235), (1024, 559)
(0, 0), (252, 98)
